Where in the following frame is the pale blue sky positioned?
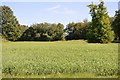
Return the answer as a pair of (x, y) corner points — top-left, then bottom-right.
(2, 2), (118, 26)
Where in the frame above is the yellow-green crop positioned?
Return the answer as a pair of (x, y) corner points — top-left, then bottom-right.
(2, 40), (118, 78)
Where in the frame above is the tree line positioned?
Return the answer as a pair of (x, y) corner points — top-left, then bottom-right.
(19, 23), (64, 41)
(1, 1), (120, 43)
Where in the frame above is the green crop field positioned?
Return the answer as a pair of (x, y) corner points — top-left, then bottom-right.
(2, 40), (118, 78)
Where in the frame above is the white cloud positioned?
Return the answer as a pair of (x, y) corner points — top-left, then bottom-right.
(52, 8), (77, 15)
(46, 5), (77, 15)
(47, 5), (61, 11)
(53, 10), (76, 15)
(63, 8), (77, 14)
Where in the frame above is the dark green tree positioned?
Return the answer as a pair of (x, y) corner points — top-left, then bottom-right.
(2, 6), (21, 41)
(34, 23), (51, 41)
(19, 27), (36, 41)
(65, 20), (90, 40)
(87, 1), (114, 43)
(56, 23), (65, 40)
(112, 10), (120, 41)
(19, 25), (28, 34)
(65, 22), (76, 40)
(0, 6), (2, 35)
(110, 17), (115, 24)
(49, 23), (64, 41)
(0, 27), (1, 34)
(19, 23), (65, 41)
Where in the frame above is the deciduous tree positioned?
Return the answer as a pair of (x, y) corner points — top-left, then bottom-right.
(87, 1), (114, 43)
(2, 6), (21, 41)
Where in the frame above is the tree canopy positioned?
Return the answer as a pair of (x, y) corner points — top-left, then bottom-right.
(19, 23), (65, 41)
(2, 6), (21, 41)
(65, 19), (90, 40)
(87, 1), (115, 43)
(1, 2), (119, 43)
(112, 10), (120, 41)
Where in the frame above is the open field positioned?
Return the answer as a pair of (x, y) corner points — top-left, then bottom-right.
(2, 40), (118, 78)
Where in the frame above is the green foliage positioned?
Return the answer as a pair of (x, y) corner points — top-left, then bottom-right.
(0, 6), (2, 34)
(2, 41), (118, 77)
(19, 25), (28, 35)
(50, 23), (65, 41)
(110, 17), (115, 24)
(0, 27), (1, 34)
(112, 10), (120, 41)
(2, 6), (21, 41)
(87, 1), (115, 43)
(1, 4), (117, 42)
(65, 20), (90, 40)
(19, 23), (65, 41)
(19, 27), (35, 41)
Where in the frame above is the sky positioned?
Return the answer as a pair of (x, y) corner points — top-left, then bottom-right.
(1, 2), (119, 26)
